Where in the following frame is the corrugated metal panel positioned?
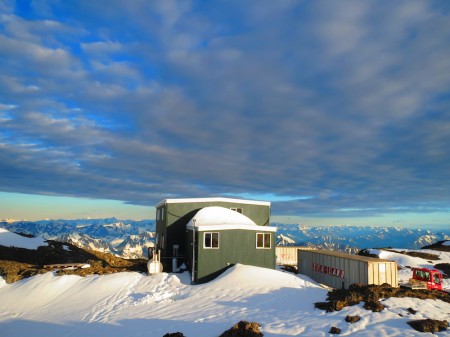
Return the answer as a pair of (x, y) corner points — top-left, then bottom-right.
(195, 229), (275, 282)
(276, 246), (312, 265)
(298, 250), (398, 289)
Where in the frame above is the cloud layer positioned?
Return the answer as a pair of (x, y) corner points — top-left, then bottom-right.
(1, 0), (450, 219)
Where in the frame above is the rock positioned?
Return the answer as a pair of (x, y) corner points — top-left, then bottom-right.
(407, 319), (448, 333)
(407, 307), (417, 315)
(434, 263), (450, 277)
(315, 284), (450, 313)
(345, 315), (361, 323)
(219, 321), (263, 337)
(363, 301), (384, 312)
(162, 333), (185, 337)
(329, 326), (341, 334)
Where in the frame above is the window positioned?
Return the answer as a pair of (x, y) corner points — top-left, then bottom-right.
(434, 273), (441, 284)
(156, 207), (165, 221)
(156, 208), (162, 220)
(230, 207), (243, 214)
(204, 232), (219, 249)
(256, 233), (271, 249)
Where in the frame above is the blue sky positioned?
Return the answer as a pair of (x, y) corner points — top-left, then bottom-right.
(1, 1), (450, 225)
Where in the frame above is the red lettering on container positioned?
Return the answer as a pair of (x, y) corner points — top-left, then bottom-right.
(311, 262), (344, 278)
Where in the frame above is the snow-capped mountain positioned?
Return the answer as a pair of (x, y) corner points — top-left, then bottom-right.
(58, 232), (113, 254)
(0, 218), (155, 259)
(2, 219), (450, 258)
(112, 231), (155, 259)
(0, 218), (154, 238)
(276, 233), (296, 246)
(273, 223), (450, 252)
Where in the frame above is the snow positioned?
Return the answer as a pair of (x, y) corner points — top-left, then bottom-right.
(1, 264), (449, 337)
(0, 228), (46, 249)
(186, 206), (276, 232)
(443, 240), (450, 246)
(158, 197), (271, 207)
(368, 248), (450, 291)
(0, 233), (449, 336)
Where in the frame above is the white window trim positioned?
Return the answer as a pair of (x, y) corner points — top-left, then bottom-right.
(203, 232), (220, 249)
(256, 232), (271, 249)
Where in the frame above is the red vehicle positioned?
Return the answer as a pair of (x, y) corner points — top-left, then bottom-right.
(405, 267), (443, 291)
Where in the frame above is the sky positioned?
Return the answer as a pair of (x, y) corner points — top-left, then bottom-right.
(0, 1), (450, 226)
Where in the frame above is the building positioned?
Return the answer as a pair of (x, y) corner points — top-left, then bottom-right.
(298, 249), (398, 289)
(155, 197), (276, 283)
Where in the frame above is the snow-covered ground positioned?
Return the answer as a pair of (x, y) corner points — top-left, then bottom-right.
(1, 231), (449, 336)
(1, 264), (450, 337)
(368, 248), (450, 291)
(0, 227), (46, 249)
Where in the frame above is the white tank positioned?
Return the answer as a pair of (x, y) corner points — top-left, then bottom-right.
(147, 259), (163, 274)
(147, 249), (163, 274)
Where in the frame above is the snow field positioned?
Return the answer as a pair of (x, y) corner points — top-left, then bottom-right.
(369, 248), (450, 290)
(0, 228), (46, 249)
(1, 264), (450, 337)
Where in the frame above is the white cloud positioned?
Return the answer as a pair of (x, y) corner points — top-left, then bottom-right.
(1, 1), (449, 219)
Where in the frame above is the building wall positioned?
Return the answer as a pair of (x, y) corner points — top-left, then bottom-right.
(192, 229), (276, 283)
(298, 250), (398, 289)
(155, 199), (271, 266)
(367, 261), (398, 286)
(163, 200), (270, 226)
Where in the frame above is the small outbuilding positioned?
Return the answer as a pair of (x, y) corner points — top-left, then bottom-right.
(298, 249), (398, 289)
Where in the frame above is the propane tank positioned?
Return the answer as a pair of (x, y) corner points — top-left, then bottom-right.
(147, 249), (163, 274)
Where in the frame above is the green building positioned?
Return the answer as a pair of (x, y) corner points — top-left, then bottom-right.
(155, 197), (276, 283)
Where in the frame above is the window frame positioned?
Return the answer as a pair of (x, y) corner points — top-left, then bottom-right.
(230, 207), (243, 214)
(256, 233), (271, 249)
(203, 232), (220, 249)
(156, 207), (164, 221)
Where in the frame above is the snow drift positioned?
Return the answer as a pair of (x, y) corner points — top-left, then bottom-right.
(1, 263), (450, 337)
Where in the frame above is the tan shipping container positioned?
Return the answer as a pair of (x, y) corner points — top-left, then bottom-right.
(276, 246), (312, 266)
(298, 249), (398, 289)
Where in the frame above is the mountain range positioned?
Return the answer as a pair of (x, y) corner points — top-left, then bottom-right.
(274, 223), (450, 253)
(0, 218), (155, 259)
(1, 218), (449, 258)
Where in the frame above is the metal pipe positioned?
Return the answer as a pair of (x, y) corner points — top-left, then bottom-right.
(192, 218), (196, 283)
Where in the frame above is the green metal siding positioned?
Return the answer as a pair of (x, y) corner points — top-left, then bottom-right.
(156, 201), (270, 254)
(194, 229), (275, 282)
(166, 201), (270, 227)
(155, 199), (272, 276)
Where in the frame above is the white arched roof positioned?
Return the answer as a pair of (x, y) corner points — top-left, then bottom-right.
(186, 206), (276, 232)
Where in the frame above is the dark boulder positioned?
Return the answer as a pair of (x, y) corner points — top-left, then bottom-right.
(345, 315), (361, 323)
(219, 321), (263, 337)
(329, 326), (341, 334)
(407, 319), (448, 333)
